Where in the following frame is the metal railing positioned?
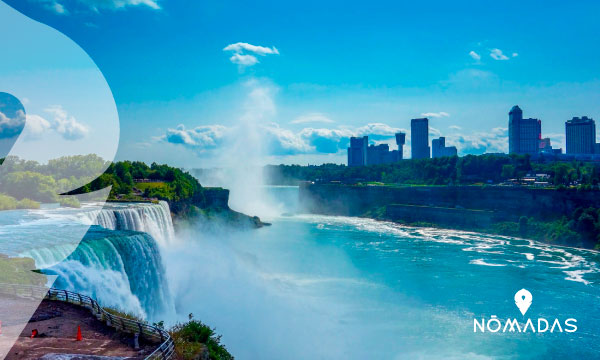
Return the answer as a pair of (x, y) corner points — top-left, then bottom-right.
(0, 284), (175, 360)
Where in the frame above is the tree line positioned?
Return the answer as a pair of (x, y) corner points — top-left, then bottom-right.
(265, 154), (600, 188)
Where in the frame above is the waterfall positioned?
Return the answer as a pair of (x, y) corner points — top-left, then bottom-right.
(33, 226), (175, 320)
(89, 201), (175, 246)
(7, 201), (178, 320)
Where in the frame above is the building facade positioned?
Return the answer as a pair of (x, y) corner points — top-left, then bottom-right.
(432, 137), (458, 158)
(411, 118), (430, 159)
(395, 132), (406, 160)
(347, 136), (368, 166)
(347, 133), (405, 166)
(565, 116), (596, 154)
(508, 105), (541, 155)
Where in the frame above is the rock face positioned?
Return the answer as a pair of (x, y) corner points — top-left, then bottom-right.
(169, 187), (268, 229)
(385, 204), (496, 228)
(300, 183), (600, 220)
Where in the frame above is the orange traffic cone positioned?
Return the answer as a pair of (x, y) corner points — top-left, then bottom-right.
(76, 325), (82, 341)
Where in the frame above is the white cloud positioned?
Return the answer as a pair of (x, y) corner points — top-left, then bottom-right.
(0, 110), (26, 139)
(448, 125), (462, 130)
(44, 105), (89, 140)
(429, 126), (442, 138)
(512, 52), (519, 57)
(22, 114), (51, 139)
(35, 0), (160, 14)
(223, 42), (279, 68)
(52, 1), (68, 13)
(160, 122), (408, 156)
(223, 43), (279, 56)
(229, 53), (259, 66)
(291, 113), (335, 124)
(160, 124), (228, 150)
(490, 48), (509, 60)
(469, 50), (481, 61)
(447, 127), (508, 155)
(421, 112), (450, 118)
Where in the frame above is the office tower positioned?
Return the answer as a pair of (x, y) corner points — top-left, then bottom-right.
(432, 137), (458, 158)
(411, 118), (430, 159)
(395, 132), (406, 160)
(565, 116), (596, 154)
(508, 105), (541, 155)
(347, 136), (368, 166)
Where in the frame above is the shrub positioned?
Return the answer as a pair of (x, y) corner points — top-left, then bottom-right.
(0, 193), (18, 210)
(170, 314), (233, 360)
(59, 196), (81, 208)
(17, 198), (40, 209)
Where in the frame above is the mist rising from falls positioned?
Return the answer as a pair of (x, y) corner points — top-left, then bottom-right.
(89, 201), (175, 246)
(195, 81), (283, 219)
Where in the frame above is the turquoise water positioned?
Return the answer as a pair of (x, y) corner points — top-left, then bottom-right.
(163, 187), (600, 359)
(1, 189), (600, 359)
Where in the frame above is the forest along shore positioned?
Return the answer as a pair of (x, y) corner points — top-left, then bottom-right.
(299, 183), (600, 249)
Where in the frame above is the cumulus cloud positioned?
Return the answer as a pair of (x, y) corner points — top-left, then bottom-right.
(159, 124), (228, 150)
(34, 0), (160, 14)
(469, 51), (481, 61)
(0, 110), (26, 139)
(22, 114), (51, 139)
(229, 53), (259, 66)
(223, 42), (279, 68)
(160, 122), (408, 156)
(447, 127), (508, 155)
(512, 52), (519, 58)
(291, 113), (335, 124)
(223, 43), (279, 56)
(44, 105), (89, 140)
(421, 112), (450, 118)
(448, 125), (462, 130)
(490, 48), (509, 60)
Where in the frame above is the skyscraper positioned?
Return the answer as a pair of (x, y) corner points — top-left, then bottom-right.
(432, 137), (457, 158)
(347, 134), (403, 166)
(508, 105), (541, 155)
(565, 116), (596, 154)
(347, 136), (368, 166)
(411, 118), (430, 159)
(395, 132), (406, 160)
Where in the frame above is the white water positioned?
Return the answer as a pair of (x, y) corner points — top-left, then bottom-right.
(0, 201), (176, 320)
(88, 201), (175, 246)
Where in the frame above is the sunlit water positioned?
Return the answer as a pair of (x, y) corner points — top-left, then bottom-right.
(1, 188), (600, 359)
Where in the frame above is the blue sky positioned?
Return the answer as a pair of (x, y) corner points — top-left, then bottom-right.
(3, 0), (600, 166)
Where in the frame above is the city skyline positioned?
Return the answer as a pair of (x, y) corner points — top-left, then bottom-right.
(347, 106), (598, 165)
(2, 0), (600, 167)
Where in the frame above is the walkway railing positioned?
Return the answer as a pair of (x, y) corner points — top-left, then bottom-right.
(0, 284), (175, 360)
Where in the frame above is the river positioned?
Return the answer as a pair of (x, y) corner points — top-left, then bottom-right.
(1, 187), (599, 359)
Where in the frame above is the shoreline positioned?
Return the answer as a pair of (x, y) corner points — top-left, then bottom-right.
(299, 183), (600, 250)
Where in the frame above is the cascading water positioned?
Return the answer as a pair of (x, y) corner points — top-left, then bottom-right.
(89, 201), (175, 246)
(3, 201), (178, 321)
(45, 227), (174, 320)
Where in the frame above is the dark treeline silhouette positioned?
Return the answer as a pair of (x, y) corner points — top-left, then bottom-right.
(265, 154), (600, 188)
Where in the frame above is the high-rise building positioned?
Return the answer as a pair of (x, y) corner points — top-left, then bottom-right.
(347, 134), (404, 166)
(347, 136), (368, 166)
(565, 116), (596, 154)
(432, 137), (458, 158)
(368, 144), (396, 165)
(508, 105), (541, 155)
(411, 118), (430, 159)
(395, 132), (406, 160)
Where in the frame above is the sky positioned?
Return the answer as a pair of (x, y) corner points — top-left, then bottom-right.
(2, 0), (600, 167)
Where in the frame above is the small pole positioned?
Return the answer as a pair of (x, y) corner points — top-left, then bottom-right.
(134, 333), (140, 350)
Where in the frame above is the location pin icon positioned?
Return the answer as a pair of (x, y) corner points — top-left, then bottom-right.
(514, 289), (532, 316)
